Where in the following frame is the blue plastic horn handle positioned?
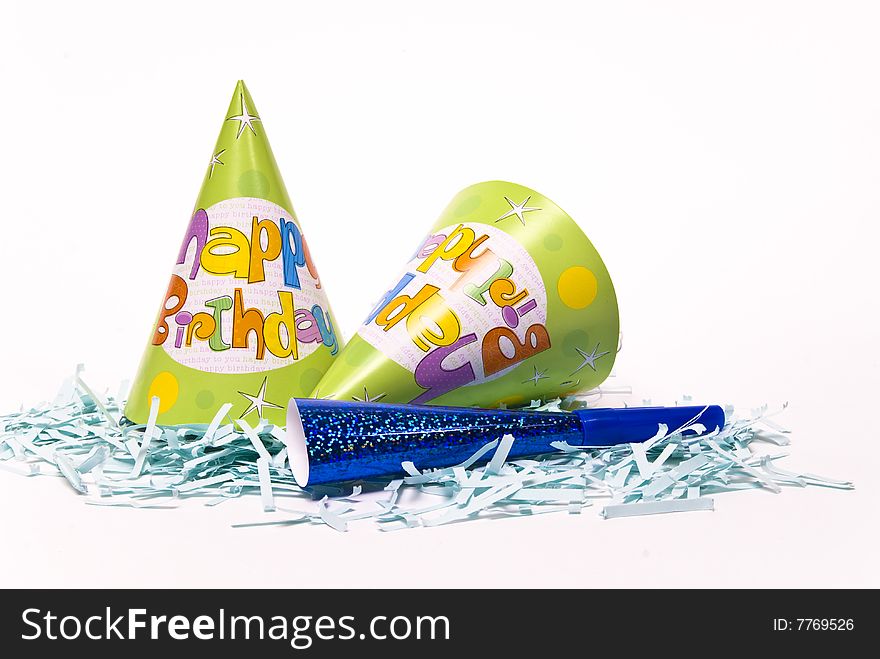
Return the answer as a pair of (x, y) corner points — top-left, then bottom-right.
(573, 405), (725, 446)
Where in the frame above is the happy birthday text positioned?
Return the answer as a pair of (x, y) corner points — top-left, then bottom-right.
(364, 224), (550, 403)
(152, 208), (338, 359)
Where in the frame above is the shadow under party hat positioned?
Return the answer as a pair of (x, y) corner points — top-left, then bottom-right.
(125, 81), (342, 426)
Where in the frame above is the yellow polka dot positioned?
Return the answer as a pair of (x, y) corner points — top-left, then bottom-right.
(557, 266), (598, 309)
(147, 371), (179, 413)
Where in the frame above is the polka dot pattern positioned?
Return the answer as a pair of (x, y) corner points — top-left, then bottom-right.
(557, 266), (598, 309)
(147, 371), (179, 413)
(237, 169), (270, 197)
(195, 389), (215, 410)
(543, 234), (563, 251)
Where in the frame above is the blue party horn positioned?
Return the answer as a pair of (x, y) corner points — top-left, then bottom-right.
(286, 400), (724, 486)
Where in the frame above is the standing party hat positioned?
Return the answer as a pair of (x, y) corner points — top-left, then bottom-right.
(125, 81), (342, 426)
(312, 181), (618, 409)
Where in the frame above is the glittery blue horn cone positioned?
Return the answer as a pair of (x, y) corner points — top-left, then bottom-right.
(286, 400), (724, 486)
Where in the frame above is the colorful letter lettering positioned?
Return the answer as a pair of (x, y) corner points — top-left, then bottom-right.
(280, 218), (305, 289)
(152, 275), (188, 346)
(451, 233), (490, 273)
(481, 323), (551, 376)
(375, 284), (440, 332)
(365, 273), (416, 325)
(411, 333), (479, 404)
(463, 258), (514, 305)
(264, 291), (298, 359)
(176, 209), (208, 280)
(416, 225), (476, 274)
(302, 236), (322, 289)
(294, 308), (323, 345)
(159, 198), (334, 373)
(488, 278), (528, 308)
(312, 305), (339, 355)
(186, 312), (217, 346)
(358, 222), (551, 392)
(415, 232), (447, 259)
(405, 293), (462, 352)
(249, 216), (282, 284)
(200, 227), (251, 278)
(204, 296), (232, 351)
(231, 288), (266, 359)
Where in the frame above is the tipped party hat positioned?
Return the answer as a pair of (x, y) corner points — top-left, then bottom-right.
(311, 181), (618, 408)
(125, 81), (342, 425)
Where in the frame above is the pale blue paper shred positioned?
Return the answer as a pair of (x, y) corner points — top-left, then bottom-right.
(0, 369), (854, 532)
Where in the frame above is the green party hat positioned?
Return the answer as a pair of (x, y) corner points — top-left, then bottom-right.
(125, 81), (342, 426)
(311, 181), (617, 408)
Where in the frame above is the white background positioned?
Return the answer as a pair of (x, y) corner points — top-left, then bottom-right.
(0, 1), (877, 588)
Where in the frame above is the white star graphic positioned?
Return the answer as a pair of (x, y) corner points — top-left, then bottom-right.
(208, 149), (225, 178)
(226, 95), (261, 139)
(352, 386), (386, 403)
(571, 344), (610, 375)
(522, 365), (549, 386)
(239, 377), (282, 419)
(495, 196), (541, 226)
